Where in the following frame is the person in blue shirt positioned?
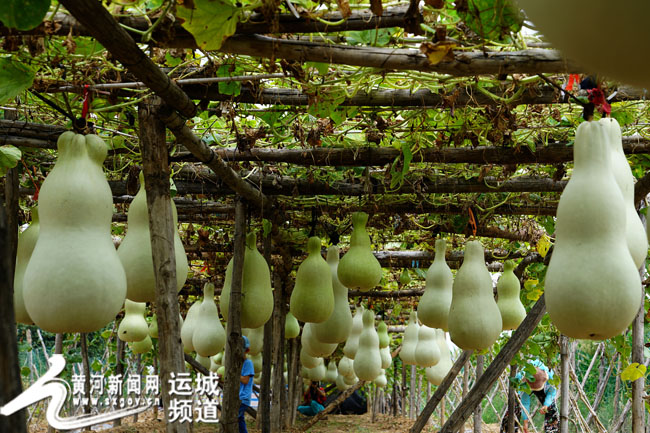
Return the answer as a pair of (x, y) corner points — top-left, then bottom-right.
(500, 359), (559, 433)
(239, 336), (254, 433)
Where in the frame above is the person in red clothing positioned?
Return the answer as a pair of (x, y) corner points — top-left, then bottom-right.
(297, 381), (326, 416)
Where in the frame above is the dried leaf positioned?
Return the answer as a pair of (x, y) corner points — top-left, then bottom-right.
(419, 41), (455, 65)
(370, 0), (383, 16)
(337, 0), (352, 19)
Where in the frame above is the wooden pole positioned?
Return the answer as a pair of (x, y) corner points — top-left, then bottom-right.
(474, 354), (484, 433)
(112, 338), (125, 428)
(269, 243), (287, 432)
(221, 198), (247, 433)
(437, 296), (547, 433)
(259, 233), (272, 433)
(0, 195), (27, 433)
(462, 359), (470, 431)
(402, 362), (407, 417)
(631, 298), (645, 433)
(80, 333), (91, 420)
(410, 365), (416, 419)
(559, 335), (570, 433)
(392, 358), (398, 417)
(507, 364), (517, 433)
(139, 97), (189, 433)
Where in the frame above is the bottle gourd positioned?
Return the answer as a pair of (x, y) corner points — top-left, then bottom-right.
(400, 310), (419, 365)
(290, 237), (334, 323)
(23, 132), (126, 333)
(545, 120), (641, 340)
(192, 283), (226, 357)
(13, 207), (39, 325)
(417, 239), (453, 330)
(448, 240), (502, 350)
(181, 299), (202, 353)
(221, 232), (273, 328)
(342, 305), (365, 359)
(414, 324), (440, 368)
(284, 312), (300, 339)
(118, 300), (149, 342)
(312, 246), (353, 344)
(496, 261), (526, 331)
(353, 309), (382, 381)
(425, 329), (453, 386)
(337, 212), (382, 291)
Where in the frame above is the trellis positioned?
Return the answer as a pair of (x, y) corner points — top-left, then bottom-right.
(0, 1), (648, 433)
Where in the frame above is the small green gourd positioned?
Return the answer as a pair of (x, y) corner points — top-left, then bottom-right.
(374, 370), (387, 388)
(414, 324), (440, 368)
(425, 329), (453, 386)
(380, 346), (391, 369)
(290, 237), (334, 323)
(377, 321), (390, 349)
(117, 172), (188, 302)
(496, 261), (526, 330)
(325, 361), (338, 383)
(400, 311), (419, 365)
(192, 283), (226, 357)
(181, 300), (202, 353)
(448, 241), (502, 350)
(353, 309), (382, 381)
(243, 326), (265, 356)
(417, 239), (453, 330)
(342, 305), (364, 359)
(250, 352), (263, 373)
(221, 232), (273, 328)
(129, 335), (152, 354)
(312, 246), (353, 344)
(337, 212), (382, 291)
(545, 120), (641, 339)
(302, 323), (337, 358)
(13, 207), (39, 325)
(118, 300), (149, 342)
(23, 132), (127, 333)
(148, 314), (158, 339)
(284, 312), (300, 339)
(338, 356), (355, 378)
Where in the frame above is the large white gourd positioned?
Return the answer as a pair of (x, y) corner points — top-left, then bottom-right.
(300, 347), (321, 369)
(192, 283), (226, 357)
(336, 373), (350, 391)
(312, 246), (353, 344)
(221, 232), (273, 328)
(343, 374), (358, 386)
(380, 346), (392, 369)
(243, 326), (265, 357)
(417, 239), (453, 330)
(181, 300), (202, 353)
(23, 132), (126, 333)
(425, 329), (453, 386)
(601, 117), (647, 268)
(309, 362), (327, 381)
(195, 354), (211, 370)
(250, 352), (263, 373)
(353, 309), (382, 381)
(325, 361), (338, 383)
(400, 310), (419, 365)
(515, 1), (650, 90)
(448, 240), (502, 350)
(337, 212), (382, 291)
(118, 300), (149, 342)
(414, 325), (440, 368)
(117, 172), (188, 302)
(342, 305), (364, 359)
(302, 323), (337, 358)
(496, 261), (526, 331)
(13, 207), (39, 324)
(290, 237), (334, 323)
(545, 120), (642, 340)
(338, 356), (355, 378)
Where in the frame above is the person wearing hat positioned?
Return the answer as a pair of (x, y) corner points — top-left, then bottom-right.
(500, 359), (559, 433)
(238, 335), (254, 433)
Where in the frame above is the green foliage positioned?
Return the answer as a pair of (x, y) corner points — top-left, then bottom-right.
(0, 145), (21, 176)
(217, 64), (243, 96)
(0, 57), (35, 104)
(0, 0), (50, 30)
(176, 0), (242, 50)
(456, 0), (522, 41)
(345, 28), (395, 47)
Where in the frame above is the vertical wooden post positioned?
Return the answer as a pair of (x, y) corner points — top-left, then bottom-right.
(473, 354), (484, 433)
(507, 364), (517, 433)
(80, 333), (91, 420)
(113, 338), (125, 428)
(139, 97), (188, 433)
(392, 358), (398, 417)
(0, 198), (27, 433)
(259, 233), (272, 433)
(462, 359), (470, 431)
(401, 362), (407, 417)
(632, 298), (645, 433)
(410, 365), (416, 419)
(270, 248), (286, 432)
(559, 335), (570, 433)
(221, 199), (247, 433)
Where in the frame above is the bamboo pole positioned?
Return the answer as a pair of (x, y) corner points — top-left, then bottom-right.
(559, 336), (570, 433)
(631, 299), (645, 433)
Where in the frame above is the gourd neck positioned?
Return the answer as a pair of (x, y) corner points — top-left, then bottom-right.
(464, 241), (484, 263)
(203, 283), (215, 299)
(246, 232), (257, 250)
(433, 239), (447, 263)
(600, 117), (623, 154)
(31, 206), (39, 223)
(362, 310), (374, 327)
(504, 260), (515, 273)
(350, 212), (371, 248)
(327, 245), (340, 264)
(307, 237), (322, 255)
(125, 300), (145, 315)
(408, 310), (417, 325)
(574, 121), (610, 172)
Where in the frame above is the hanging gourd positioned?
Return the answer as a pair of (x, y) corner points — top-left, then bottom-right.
(129, 335), (153, 354)
(23, 132), (127, 333)
(336, 374), (350, 391)
(210, 357), (220, 373)
(337, 212), (382, 291)
(374, 370), (388, 388)
(309, 362), (327, 382)
(338, 356), (355, 378)
(325, 361), (338, 383)
(312, 246), (353, 344)
(243, 326), (265, 356)
(425, 329), (453, 386)
(377, 321), (390, 349)
(117, 172), (188, 303)
(342, 305), (365, 359)
(193, 283), (226, 357)
(284, 312), (300, 339)
(448, 240), (502, 350)
(545, 120), (641, 340)
(380, 346), (392, 369)
(400, 310), (419, 365)
(148, 314), (158, 339)
(353, 309), (382, 381)
(343, 374), (358, 386)
(181, 299), (202, 353)
(250, 352), (263, 374)
(221, 232), (273, 328)
(601, 117), (648, 268)
(300, 347), (321, 369)
(195, 354), (211, 370)
(302, 323), (337, 358)
(414, 324), (441, 368)
(13, 207), (39, 325)
(417, 239), (453, 330)
(290, 236), (334, 323)
(496, 261), (526, 331)
(118, 300), (149, 343)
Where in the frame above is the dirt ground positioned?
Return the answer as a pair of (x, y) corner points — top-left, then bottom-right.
(29, 411), (502, 432)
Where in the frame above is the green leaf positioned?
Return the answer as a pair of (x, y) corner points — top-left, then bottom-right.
(401, 142), (413, 177)
(0, 0), (51, 31)
(91, 359), (102, 372)
(0, 57), (35, 104)
(621, 363), (646, 381)
(0, 145), (21, 176)
(21, 366), (31, 377)
(456, 0), (522, 42)
(306, 62), (329, 75)
(176, 0), (242, 50)
(217, 65), (242, 96)
(262, 218), (272, 238)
